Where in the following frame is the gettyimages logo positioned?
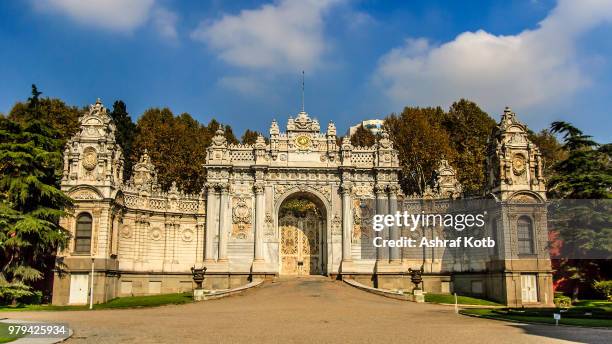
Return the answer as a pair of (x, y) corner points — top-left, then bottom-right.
(369, 210), (495, 249)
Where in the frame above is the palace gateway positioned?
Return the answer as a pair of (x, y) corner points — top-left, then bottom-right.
(52, 100), (553, 307)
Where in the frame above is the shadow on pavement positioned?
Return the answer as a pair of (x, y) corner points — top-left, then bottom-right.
(510, 323), (611, 344)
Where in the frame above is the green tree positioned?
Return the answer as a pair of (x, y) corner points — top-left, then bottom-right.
(384, 106), (456, 195)
(528, 129), (567, 181)
(350, 124), (376, 147)
(0, 85), (72, 304)
(224, 126), (239, 145)
(241, 129), (260, 145)
(109, 100), (136, 181)
(549, 121), (610, 199)
(547, 121), (611, 299)
(440, 99), (496, 195)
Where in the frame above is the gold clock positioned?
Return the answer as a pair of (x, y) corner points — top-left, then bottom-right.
(512, 155), (526, 175)
(295, 135), (311, 150)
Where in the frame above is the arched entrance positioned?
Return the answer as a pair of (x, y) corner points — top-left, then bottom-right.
(278, 192), (327, 276)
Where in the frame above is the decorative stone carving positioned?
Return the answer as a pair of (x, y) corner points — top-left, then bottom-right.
(120, 225), (131, 239)
(331, 214), (342, 235)
(70, 189), (101, 200)
(512, 154), (526, 175)
(232, 198), (252, 224)
(486, 107), (546, 200)
(128, 150), (159, 191)
(264, 212), (274, 239)
(149, 227), (163, 241)
(181, 228), (194, 242)
(425, 159), (463, 199)
(82, 147), (97, 170)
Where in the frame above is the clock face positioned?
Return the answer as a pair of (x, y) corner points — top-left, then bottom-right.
(512, 155), (526, 175)
(295, 135), (311, 150)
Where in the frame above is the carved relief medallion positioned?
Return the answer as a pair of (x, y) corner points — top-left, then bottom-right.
(181, 228), (194, 242)
(82, 147), (97, 170)
(120, 225), (132, 239)
(149, 227), (162, 240)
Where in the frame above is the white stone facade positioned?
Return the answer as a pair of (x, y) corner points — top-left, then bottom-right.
(52, 101), (553, 307)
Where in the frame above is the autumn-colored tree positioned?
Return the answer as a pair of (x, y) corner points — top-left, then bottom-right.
(384, 106), (456, 195)
(350, 124), (376, 147)
(131, 109), (237, 193)
(439, 99), (496, 195)
(528, 129), (567, 181)
(9, 87), (81, 144)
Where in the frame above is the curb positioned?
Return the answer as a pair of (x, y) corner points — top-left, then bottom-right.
(198, 279), (264, 301)
(343, 279), (412, 301)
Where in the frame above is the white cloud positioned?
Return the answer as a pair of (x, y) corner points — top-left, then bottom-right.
(34, 0), (178, 39)
(191, 0), (340, 71)
(374, 0), (612, 114)
(36, 0), (155, 32)
(152, 7), (178, 39)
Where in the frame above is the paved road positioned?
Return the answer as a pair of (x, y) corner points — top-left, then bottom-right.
(2, 277), (610, 343)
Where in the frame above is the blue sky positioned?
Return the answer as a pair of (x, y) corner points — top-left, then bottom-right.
(0, 0), (610, 142)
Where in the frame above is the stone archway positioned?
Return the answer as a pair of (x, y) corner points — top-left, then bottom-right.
(278, 192), (327, 276)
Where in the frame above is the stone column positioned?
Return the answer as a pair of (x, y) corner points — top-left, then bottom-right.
(253, 183), (265, 262)
(218, 184), (229, 262)
(388, 185), (400, 262)
(341, 184), (353, 262)
(110, 212), (120, 257)
(204, 184), (217, 262)
(375, 184), (387, 261)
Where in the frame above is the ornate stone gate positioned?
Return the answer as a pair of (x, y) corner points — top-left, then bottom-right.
(53, 99), (553, 308)
(203, 110), (402, 276)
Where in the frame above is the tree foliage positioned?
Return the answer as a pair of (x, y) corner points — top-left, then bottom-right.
(547, 121), (611, 298)
(528, 129), (567, 180)
(383, 100), (498, 196)
(384, 106), (456, 195)
(109, 100), (136, 181)
(241, 129), (260, 145)
(439, 100), (497, 195)
(9, 88), (81, 145)
(0, 85), (72, 304)
(350, 124), (377, 147)
(130, 109), (235, 193)
(548, 121), (611, 199)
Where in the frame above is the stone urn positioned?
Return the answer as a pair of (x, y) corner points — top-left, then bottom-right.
(191, 266), (207, 301)
(408, 267), (425, 303)
(408, 267), (424, 290)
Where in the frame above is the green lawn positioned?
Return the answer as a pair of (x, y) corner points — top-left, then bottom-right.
(0, 292), (193, 312)
(0, 323), (24, 343)
(461, 307), (612, 328)
(425, 293), (503, 306)
(572, 299), (612, 310)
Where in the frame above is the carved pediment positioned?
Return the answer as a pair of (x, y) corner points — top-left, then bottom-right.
(69, 187), (103, 200)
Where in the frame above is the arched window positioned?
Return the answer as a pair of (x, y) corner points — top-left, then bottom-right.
(75, 213), (92, 254)
(517, 216), (534, 255)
